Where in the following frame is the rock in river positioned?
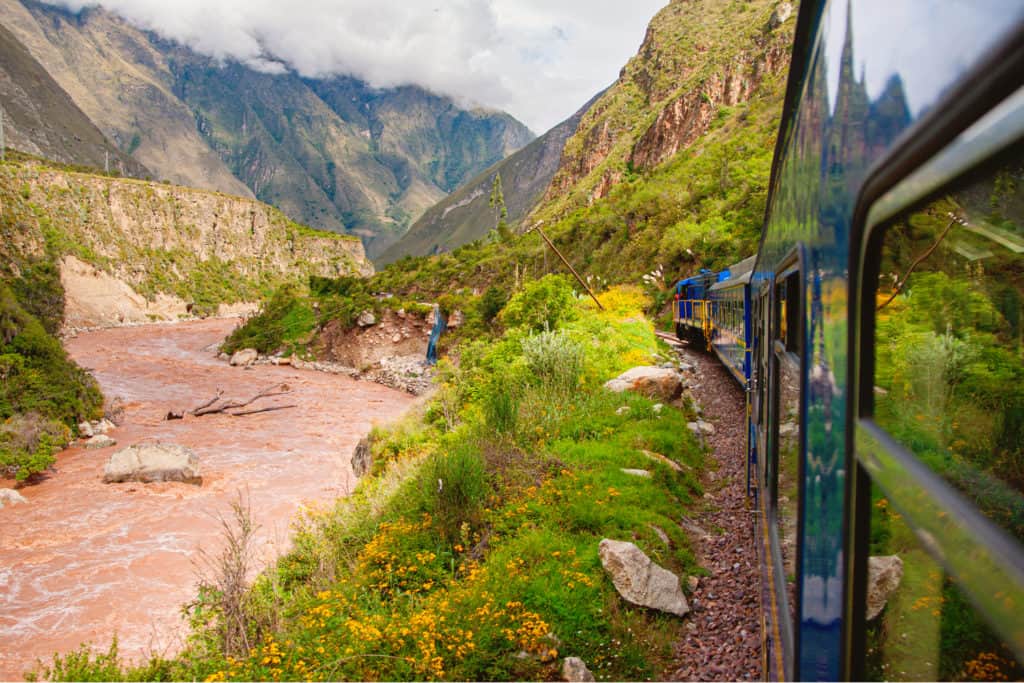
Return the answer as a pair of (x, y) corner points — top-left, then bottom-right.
(0, 488), (28, 508)
(84, 434), (117, 449)
(103, 443), (202, 485)
(230, 348), (258, 366)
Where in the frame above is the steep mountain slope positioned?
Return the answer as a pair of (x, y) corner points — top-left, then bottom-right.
(0, 155), (371, 328)
(0, 23), (148, 178)
(378, 91), (604, 264)
(539, 0), (793, 220)
(0, 0), (533, 257)
(369, 0), (795, 300)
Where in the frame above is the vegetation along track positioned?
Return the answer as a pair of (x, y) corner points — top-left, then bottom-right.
(659, 333), (762, 681)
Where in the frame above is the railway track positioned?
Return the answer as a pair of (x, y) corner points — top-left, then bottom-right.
(658, 333), (762, 681)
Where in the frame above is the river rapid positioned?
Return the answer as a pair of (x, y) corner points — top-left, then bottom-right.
(0, 318), (416, 680)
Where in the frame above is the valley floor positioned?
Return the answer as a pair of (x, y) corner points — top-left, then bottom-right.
(0, 319), (416, 681)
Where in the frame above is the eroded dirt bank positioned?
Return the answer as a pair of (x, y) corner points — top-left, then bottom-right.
(0, 318), (415, 680)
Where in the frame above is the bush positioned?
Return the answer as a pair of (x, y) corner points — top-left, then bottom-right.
(500, 274), (577, 332)
(478, 286), (508, 326)
(419, 443), (489, 538)
(0, 412), (70, 480)
(222, 286), (314, 354)
(521, 329), (583, 394)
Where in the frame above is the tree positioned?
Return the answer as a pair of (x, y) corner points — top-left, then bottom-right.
(489, 173), (511, 242)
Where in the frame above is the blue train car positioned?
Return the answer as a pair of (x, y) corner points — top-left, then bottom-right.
(673, 269), (718, 345)
(708, 255), (755, 385)
(750, 1), (1024, 679)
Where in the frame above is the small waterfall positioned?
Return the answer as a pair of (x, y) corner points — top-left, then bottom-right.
(426, 305), (447, 365)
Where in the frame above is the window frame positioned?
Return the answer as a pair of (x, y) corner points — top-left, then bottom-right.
(849, 86), (1024, 676)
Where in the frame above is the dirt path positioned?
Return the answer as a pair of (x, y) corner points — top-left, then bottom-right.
(0, 319), (416, 680)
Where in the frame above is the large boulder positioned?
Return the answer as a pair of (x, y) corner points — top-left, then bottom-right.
(866, 555), (904, 620)
(599, 539), (689, 616)
(604, 366), (684, 402)
(230, 348), (258, 366)
(0, 489), (28, 508)
(103, 444), (202, 485)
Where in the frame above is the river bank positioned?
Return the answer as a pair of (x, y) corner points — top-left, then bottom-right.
(0, 318), (416, 680)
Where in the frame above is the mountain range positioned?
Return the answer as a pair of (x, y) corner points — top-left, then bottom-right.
(0, 0), (534, 258)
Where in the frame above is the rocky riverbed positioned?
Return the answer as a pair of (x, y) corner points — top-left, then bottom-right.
(0, 318), (416, 680)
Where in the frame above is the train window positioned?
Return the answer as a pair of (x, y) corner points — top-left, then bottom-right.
(772, 257), (804, 649)
(858, 125), (1024, 678)
(873, 148), (1023, 545)
(865, 503), (1022, 680)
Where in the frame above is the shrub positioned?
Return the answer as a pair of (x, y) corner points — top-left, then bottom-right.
(222, 286), (314, 354)
(521, 329), (583, 394)
(478, 286), (508, 326)
(500, 274), (577, 332)
(419, 443), (489, 538)
(0, 412), (70, 480)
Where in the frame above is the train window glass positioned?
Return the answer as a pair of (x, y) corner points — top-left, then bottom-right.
(872, 148), (1023, 542)
(865, 496), (1023, 681)
(773, 265), (803, 629)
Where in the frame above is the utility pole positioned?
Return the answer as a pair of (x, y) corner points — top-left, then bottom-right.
(104, 150), (109, 174)
(528, 221), (604, 311)
(1, 107), (5, 162)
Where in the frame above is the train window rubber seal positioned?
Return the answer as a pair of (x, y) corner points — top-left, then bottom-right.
(848, 87), (1024, 674)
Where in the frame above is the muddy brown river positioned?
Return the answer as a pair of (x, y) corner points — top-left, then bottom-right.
(0, 319), (416, 680)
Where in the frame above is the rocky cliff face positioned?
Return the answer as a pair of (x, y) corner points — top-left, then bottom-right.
(0, 24), (149, 178)
(541, 0), (793, 215)
(0, 158), (371, 328)
(1, 0), (534, 258)
(379, 91), (603, 264)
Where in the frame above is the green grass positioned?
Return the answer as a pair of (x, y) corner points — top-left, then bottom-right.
(38, 284), (707, 682)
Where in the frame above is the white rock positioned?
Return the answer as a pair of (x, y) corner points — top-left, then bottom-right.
(687, 420), (715, 436)
(866, 555), (903, 620)
(615, 406), (631, 416)
(230, 348), (258, 366)
(642, 449), (686, 472)
(0, 489), (28, 508)
(391, 333), (402, 343)
(652, 403), (664, 414)
(604, 366), (684, 402)
(85, 434), (117, 449)
(598, 539), (689, 616)
(95, 419), (116, 434)
(78, 421), (94, 437)
(621, 468), (651, 478)
(562, 656), (595, 682)
(770, 2), (793, 28)
(357, 310), (377, 327)
(103, 443), (201, 485)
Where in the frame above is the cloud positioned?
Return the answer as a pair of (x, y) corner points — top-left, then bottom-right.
(42, 0), (668, 132)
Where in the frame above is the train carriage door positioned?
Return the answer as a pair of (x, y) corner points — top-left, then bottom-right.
(850, 86), (1024, 680)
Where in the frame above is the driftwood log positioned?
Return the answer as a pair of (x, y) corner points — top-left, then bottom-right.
(163, 384), (295, 419)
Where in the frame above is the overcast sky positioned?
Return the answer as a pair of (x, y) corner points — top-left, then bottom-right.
(44, 0), (669, 133)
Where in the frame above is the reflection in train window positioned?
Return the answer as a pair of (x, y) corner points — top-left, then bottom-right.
(773, 264), (802, 629)
(870, 146), (1024, 679)
(865, 496), (1023, 681)
(874, 150), (1023, 542)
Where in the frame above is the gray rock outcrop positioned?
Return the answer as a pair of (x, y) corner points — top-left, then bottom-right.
(598, 538), (689, 616)
(562, 656), (595, 682)
(866, 555), (904, 620)
(0, 489), (28, 508)
(604, 366), (684, 402)
(103, 444), (201, 485)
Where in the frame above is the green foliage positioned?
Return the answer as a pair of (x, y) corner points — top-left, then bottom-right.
(477, 285), (507, 327)
(46, 287), (703, 682)
(0, 284), (101, 479)
(222, 286), (315, 355)
(500, 274), (577, 332)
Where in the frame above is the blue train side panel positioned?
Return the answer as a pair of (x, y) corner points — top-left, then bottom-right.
(708, 256), (755, 386)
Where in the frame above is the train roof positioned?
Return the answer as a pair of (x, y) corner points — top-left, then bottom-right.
(709, 255), (756, 290)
